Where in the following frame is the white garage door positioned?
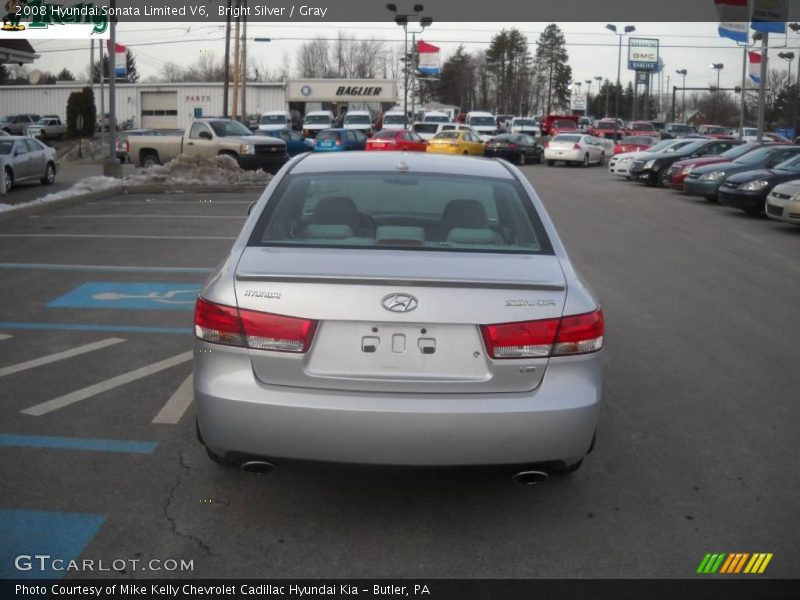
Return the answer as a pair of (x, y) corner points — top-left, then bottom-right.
(141, 91), (178, 129)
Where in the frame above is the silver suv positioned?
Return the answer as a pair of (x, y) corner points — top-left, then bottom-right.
(0, 114), (41, 135)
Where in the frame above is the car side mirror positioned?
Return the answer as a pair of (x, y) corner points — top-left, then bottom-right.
(199, 131), (212, 140)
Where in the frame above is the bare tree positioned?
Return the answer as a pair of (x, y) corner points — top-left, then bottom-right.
(161, 62), (184, 83)
(296, 37), (334, 78)
(184, 52), (225, 82)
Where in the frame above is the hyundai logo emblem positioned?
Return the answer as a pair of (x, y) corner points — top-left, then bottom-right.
(381, 293), (419, 313)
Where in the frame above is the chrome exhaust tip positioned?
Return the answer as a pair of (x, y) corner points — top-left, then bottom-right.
(512, 470), (549, 485)
(240, 460), (276, 475)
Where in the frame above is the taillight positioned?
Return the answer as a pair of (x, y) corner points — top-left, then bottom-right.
(480, 310), (603, 359)
(573, 143), (581, 150)
(336, 138), (342, 145)
(194, 297), (317, 353)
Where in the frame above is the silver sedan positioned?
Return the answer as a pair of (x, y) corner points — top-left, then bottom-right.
(1, 136), (58, 193)
(194, 152), (604, 482)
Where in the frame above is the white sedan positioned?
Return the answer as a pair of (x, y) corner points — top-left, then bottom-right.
(545, 134), (606, 167)
(608, 138), (696, 178)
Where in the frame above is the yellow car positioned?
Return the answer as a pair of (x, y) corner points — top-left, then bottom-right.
(426, 130), (485, 156)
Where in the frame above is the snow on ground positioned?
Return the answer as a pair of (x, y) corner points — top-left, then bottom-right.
(0, 155), (271, 212)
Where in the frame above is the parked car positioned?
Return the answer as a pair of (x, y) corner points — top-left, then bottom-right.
(510, 117), (541, 137)
(607, 139), (696, 178)
(544, 133), (606, 167)
(341, 110), (374, 137)
(426, 130), (485, 156)
(718, 154), (800, 214)
(126, 118), (288, 172)
(257, 111), (294, 134)
(115, 129), (163, 163)
(625, 121), (660, 137)
(194, 151), (604, 475)
(259, 128), (314, 156)
(613, 135), (659, 155)
(27, 117), (66, 140)
(0, 130), (9, 137)
(587, 118), (625, 141)
(0, 114), (41, 135)
(696, 124), (735, 139)
(661, 123), (694, 139)
(365, 129), (427, 152)
(302, 110), (335, 139)
(413, 122), (480, 141)
(765, 179), (800, 226)
(423, 111), (452, 124)
(379, 110), (410, 131)
(684, 145), (800, 201)
(454, 112), (467, 124)
(541, 114), (580, 137)
(628, 139), (742, 187)
(495, 114), (515, 131)
(0, 136), (57, 193)
(484, 133), (543, 165)
(664, 142), (772, 190)
(96, 113), (119, 132)
(313, 128), (367, 152)
(466, 111), (499, 141)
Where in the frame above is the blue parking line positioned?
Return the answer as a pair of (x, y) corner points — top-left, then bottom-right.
(0, 322), (191, 335)
(0, 262), (214, 274)
(0, 435), (157, 454)
(0, 509), (105, 579)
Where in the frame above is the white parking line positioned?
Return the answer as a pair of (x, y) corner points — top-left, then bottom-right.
(152, 374), (193, 425)
(21, 351), (193, 416)
(0, 338), (125, 379)
(0, 234), (237, 240)
(0, 334), (11, 341)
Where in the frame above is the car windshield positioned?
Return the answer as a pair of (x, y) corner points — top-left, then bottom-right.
(595, 122), (616, 129)
(733, 147), (775, 165)
(344, 115), (371, 125)
(316, 130), (340, 141)
(305, 115), (332, 125)
(631, 123), (654, 130)
(704, 126), (724, 134)
(260, 115), (287, 124)
(250, 172), (553, 254)
(553, 120), (576, 129)
(469, 116), (496, 127)
(622, 136), (648, 145)
(209, 120), (253, 137)
(383, 115), (407, 125)
(424, 115), (450, 123)
(669, 124), (692, 133)
(433, 131), (459, 140)
(720, 143), (760, 159)
(0, 140), (13, 154)
(774, 155), (800, 171)
(553, 134), (582, 143)
(372, 131), (397, 140)
(672, 141), (707, 154)
(513, 119), (535, 126)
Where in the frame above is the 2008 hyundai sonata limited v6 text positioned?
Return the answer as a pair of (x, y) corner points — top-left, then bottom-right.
(194, 151), (604, 479)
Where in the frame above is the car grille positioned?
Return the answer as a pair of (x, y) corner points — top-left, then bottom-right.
(788, 212), (800, 220)
(766, 203), (784, 217)
(255, 145), (284, 155)
(632, 160), (645, 169)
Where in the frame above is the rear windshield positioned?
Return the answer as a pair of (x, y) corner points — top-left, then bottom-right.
(734, 146), (776, 165)
(720, 143), (761, 159)
(344, 114), (371, 125)
(513, 119), (536, 126)
(595, 121), (616, 129)
(305, 115), (332, 125)
(552, 134), (581, 143)
(414, 123), (440, 134)
(249, 173), (553, 255)
(260, 114), (288, 124)
(469, 116), (496, 127)
(424, 115), (450, 123)
(630, 123), (654, 130)
(383, 115), (407, 125)
(621, 136), (651, 145)
(668, 124), (693, 133)
(316, 130), (340, 141)
(372, 130), (397, 140)
(552, 120), (576, 129)
(433, 131), (459, 140)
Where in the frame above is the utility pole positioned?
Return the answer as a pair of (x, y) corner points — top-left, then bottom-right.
(223, 0), (231, 118)
(232, 0), (241, 121)
(240, 0), (247, 124)
(756, 33), (768, 141)
(99, 40), (105, 130)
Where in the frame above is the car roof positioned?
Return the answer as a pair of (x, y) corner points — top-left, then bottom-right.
(288, 151), (516, 179)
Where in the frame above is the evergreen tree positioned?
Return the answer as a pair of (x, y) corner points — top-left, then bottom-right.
(485, 28), (532, 115)
(434, 45), (476, 111)
(532, 24), (572, 114)
(57, 68), (76, 81)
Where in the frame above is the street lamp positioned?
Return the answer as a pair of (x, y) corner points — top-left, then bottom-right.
(606, 23), (635, 140)
(386, 3), (429, 129)
(710, 63), (724, 124)
(676, 69), (687, 121)
(594, 75), (605, 117)
(778, 52), (795, 126)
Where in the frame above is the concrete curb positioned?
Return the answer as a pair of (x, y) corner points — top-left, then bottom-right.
(0, 184), (264, 223)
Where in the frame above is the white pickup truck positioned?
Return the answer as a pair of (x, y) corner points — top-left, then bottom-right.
(126, 118), (288, 173)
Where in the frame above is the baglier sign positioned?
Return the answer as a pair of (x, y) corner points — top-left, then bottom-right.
(335, 86), (383, 96)
(285, 80), (397, 102)
(628, 38), (659, 71)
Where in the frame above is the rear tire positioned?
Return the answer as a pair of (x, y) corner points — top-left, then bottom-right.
(582, 153), (589, 167)
(141, 152), (160, 168)
(517, 151), (526, 166)
(3, 167), (12, 193)
(546, 159), (555, 166)
(658, 167), (671, 187)
(598, 152), (605, 166)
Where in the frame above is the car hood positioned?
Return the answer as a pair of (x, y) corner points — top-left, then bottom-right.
(613, 150), (650, 160)
(724, 168), (777, 184)
(691, 161), (753, 176)
(643, 150), (693, 163)
(770, 179), (800, 196)
(241, 135), (285, 146)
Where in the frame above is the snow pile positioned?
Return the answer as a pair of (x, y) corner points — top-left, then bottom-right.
(34, 176), (122, 204)
(124, 153), (272, 186)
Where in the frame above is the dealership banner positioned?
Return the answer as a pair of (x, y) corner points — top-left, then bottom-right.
(416, 40), (441, 78)
(751, 0), (787, 32)
(627, 38), (659, 71)
(107, 41), (127, 77)
(715, 0), (749, 42)
(749, 50), (762, 83)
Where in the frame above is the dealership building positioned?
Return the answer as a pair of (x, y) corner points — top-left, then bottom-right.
(0, 78), (399, 129)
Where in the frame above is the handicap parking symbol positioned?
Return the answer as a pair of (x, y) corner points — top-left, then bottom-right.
(48, 282), (202, 311)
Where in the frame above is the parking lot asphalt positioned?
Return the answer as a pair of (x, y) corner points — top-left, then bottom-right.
(0, 165), (798, 580)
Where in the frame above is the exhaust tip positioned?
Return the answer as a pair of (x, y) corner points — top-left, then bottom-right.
(240, 460), (276, 475)
(512, 470), (549, 486)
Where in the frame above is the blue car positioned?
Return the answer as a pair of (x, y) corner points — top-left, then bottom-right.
(259, 128), (313, 157)
(313, 128), (367, 152)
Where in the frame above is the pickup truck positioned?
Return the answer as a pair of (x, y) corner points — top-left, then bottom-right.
(126, 118), (288, 173)
(27, 117), (67, 140)
(540, 114), (579, 137)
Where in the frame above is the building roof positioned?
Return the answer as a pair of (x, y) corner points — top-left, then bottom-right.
(0, 39), (38, 65)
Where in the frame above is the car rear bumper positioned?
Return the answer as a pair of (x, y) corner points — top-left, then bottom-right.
(195, 344), (602, 467)
(544, 148), (582, 162)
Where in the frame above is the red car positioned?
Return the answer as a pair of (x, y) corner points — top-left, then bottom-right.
(365, 129), (428, 152)
(613, 135), (660, 155)
(587, 118), (625, 140)
(540, 114), (579, 137)
(625, 121), (660, 137)
(666, 141), (765, 189)
(697, 124), (736, 140)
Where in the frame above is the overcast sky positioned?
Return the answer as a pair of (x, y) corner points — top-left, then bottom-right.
(28, 21), (800, 95)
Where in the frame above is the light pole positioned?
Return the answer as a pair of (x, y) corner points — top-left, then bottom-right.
(594, 75), (605, 117)
(606, 23), (635, 140)
(778, 52), (795, 133)
(710, 63), (724, 124)
(790, 23), (800, 139)
(585, 79), (593, 115)
(675, 69), (687, 120)
(386, 3), (429, 130)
